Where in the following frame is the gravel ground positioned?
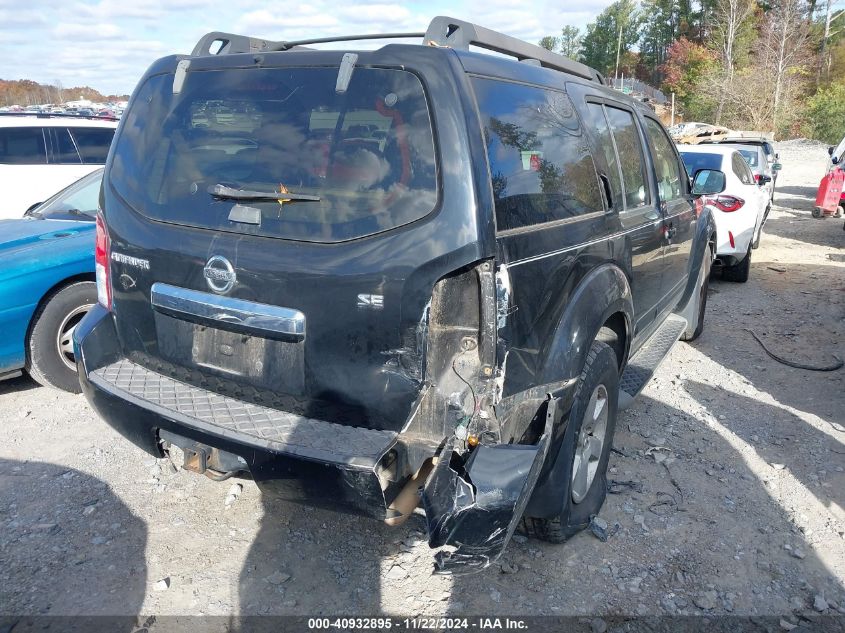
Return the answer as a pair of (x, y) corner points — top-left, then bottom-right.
(1, 140), (843, 627)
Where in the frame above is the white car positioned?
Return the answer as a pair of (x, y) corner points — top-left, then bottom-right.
(0, 115), (117, 219)
(678, 144), (770, 283)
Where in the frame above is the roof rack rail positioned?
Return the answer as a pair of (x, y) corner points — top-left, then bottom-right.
(191, 32), (425, 56)
(423, 16), (604, 84)
(190, 16), (604, 84)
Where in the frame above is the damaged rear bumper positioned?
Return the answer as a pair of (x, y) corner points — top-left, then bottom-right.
(75, 304), (557, 573)
(420, 398), (555, 573)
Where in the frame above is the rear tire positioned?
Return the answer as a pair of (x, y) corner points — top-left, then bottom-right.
(812, 207), (824, 218)
(522, 341), (619, 543)
(26, 281), (96, 393)
(722, 246), (751, 283)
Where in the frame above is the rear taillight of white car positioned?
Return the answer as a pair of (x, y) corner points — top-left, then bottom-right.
(706, 195), (745, 213)
(95, 212), (112, 310)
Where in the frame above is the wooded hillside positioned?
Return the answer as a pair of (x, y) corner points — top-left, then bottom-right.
(539, 0), (845, 142)
(0, 79), (129, 107)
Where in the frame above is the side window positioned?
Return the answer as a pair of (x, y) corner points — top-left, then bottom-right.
(604, 107), (649, 209)
(0, 127), (47, 164)
(644, 118), (684, 202)
(584, 102), (623, 211)
(69, 128), (115, 163)
(50, 128), (82, 164)
(472, 77), (603, 232)
(732, 153), (753, 185)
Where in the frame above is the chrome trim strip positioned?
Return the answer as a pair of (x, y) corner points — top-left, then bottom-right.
(506, 219), (663, 267)
(150, 283), (305, 340)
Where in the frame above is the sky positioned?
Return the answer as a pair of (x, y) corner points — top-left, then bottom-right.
(0, 0), (616, 96)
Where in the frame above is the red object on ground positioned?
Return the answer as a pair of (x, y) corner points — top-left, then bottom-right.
(814, 166), (845, 217)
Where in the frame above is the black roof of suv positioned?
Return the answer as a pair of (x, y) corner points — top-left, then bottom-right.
(76, 16), (717, 573)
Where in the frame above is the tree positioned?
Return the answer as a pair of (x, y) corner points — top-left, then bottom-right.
(710, 0), (757, 123)
(816, 0), (845, 84)
(538, 36), (560, 51)
(805, 80), (845, 142)
(640, 0), (679, 81)
(560, 26), (582, 58)
(760, 0), (812, 130)
(660, 37), (718, 111)
(580, 0), (644, 77)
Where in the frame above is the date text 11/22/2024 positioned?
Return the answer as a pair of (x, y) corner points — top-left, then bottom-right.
(307, 618), (529, 630)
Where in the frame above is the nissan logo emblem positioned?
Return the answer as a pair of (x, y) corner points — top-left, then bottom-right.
(203, 256), (236, 294)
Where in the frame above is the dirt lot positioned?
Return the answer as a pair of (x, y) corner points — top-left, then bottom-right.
(1, 140), (843, 627)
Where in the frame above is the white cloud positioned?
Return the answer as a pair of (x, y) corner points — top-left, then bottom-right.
(1, 0), (619, 95)
(54, 22), (124, 40)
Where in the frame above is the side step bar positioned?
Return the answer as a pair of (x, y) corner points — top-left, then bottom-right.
(619, 314), (687, 410)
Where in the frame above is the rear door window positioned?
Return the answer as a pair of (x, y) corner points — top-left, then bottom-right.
(49, 128), (82, 164)
(110, 67), (437, 243)
(0, 127), (47, 164)
(472, 78), (602, 232)
(69, 127), (115, 163)
(583, 103), (623, 211)
(603, 107), (650, 209)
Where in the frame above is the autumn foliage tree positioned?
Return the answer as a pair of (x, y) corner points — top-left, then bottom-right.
(660, 38), (717, 113)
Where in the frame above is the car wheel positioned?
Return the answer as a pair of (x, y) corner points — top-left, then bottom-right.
(812, 207), (824, 219)
(681, 247), (711, 342)
(722, 246), (751, 283)
(521, 340), (619, 543)
(835, 204), (843, 219)
(26, 281), (96, 393)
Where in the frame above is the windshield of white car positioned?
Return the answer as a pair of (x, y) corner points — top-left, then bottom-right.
(31, 169), (102, 221)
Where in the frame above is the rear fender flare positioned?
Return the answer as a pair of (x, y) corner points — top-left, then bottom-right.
(537, 263), (633, 404)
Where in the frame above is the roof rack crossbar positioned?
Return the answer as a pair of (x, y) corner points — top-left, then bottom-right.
(190, 17), (605, 85)
(423, 16), (604, 84)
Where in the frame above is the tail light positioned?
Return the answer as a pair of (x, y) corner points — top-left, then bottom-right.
(705, 195), (745, 213)
(95, 212), (112, 310)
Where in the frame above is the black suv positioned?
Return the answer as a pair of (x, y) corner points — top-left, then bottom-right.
(76, 17), (718, 573)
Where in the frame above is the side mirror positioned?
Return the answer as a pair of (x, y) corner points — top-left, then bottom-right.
(691, 169), (726, 196)
(829, 146), (835, 156)
(758, 174), (772, 185)
(832, 156), (840, 166)
(772, 162), (782, 171)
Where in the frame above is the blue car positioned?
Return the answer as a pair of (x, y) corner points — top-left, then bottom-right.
(0, 169), (102, 392)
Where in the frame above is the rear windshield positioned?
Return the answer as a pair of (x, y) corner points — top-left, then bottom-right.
(679, 151), (721, 175)
(736, 148), (759, 168)
(110, 67), (437, 242)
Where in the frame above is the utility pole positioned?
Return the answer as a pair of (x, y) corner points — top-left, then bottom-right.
(671, 92), (675, 126)
(615, 19), (624, 82)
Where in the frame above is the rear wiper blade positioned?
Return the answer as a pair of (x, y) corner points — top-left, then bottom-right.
(209, 184), (320, 203)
